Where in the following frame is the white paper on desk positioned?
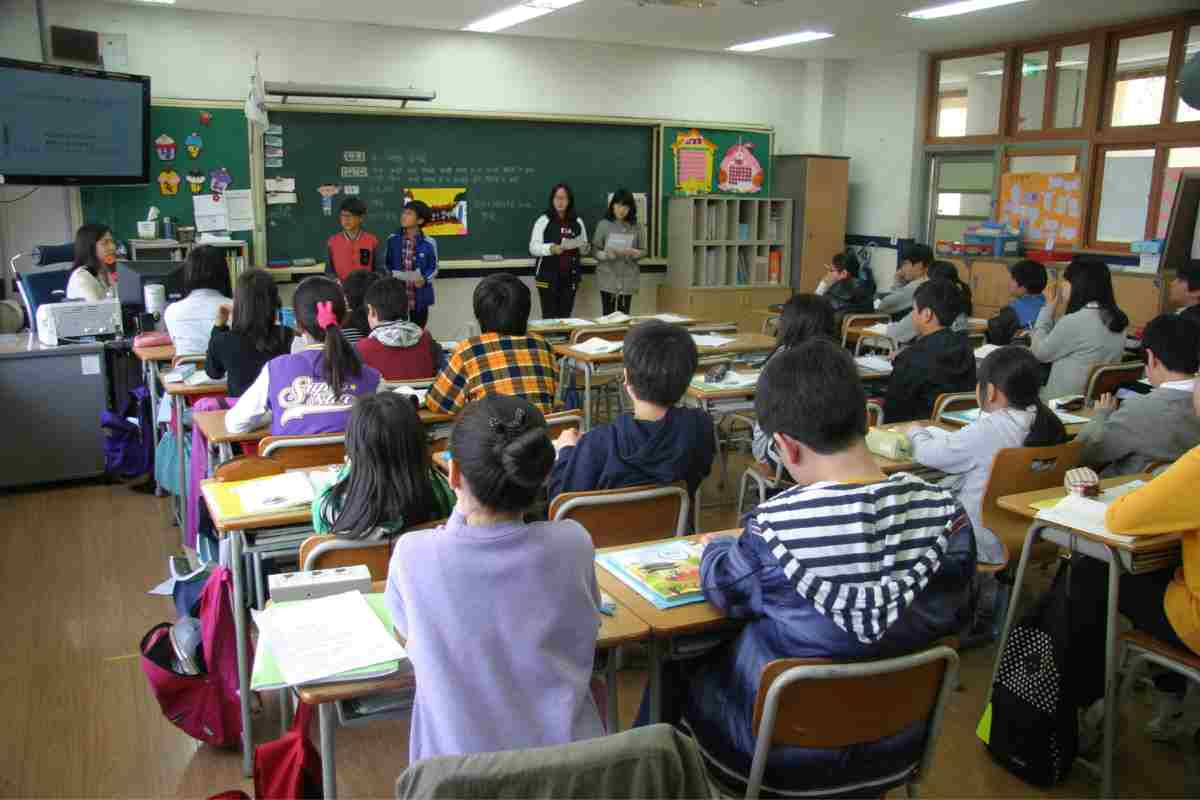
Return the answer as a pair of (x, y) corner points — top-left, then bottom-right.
(572, 337), (624, 354)
(530, 317), (594, 328)
(184, 370), (223, 387)
(253, 591), (407, 687)
(974, 344), (1001, 360)
(234, 471), (318, 513)
(266, 192), (298, 206)
(391, 385), (429, 405)
(265, 177), (295, 193)
(864, 323), (889, 336)
(692, 334), (735, 348)
(225, 189), (255, 232)
(855, 355), (893, 375)
(595, 311), (632, 324)
(653, 313), (691, 323)
(698, 371), (759, 389)
(193, 194), (229, 233)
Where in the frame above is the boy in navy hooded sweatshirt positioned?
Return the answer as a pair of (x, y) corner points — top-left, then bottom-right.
(549, 320), (715, 504)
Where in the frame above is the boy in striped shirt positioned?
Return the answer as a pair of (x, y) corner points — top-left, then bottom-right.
(640, 339), (977, 796)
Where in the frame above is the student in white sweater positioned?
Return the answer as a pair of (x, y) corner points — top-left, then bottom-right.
(906, 346), (1068, 646)
(1031, 257), (1127, 401)
(163, 245), (233, 355)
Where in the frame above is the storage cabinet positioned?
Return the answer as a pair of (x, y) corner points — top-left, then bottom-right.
(1112, 274), (1167, 329)
(658, 286), (791, 334)
(774, 155), (849, 293)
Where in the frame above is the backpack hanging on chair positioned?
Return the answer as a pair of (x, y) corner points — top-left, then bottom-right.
(102, 386), (153, 479)
(977, 555), (1078, 786)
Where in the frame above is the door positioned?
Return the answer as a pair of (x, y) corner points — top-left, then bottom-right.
(927, 153), (996, 245)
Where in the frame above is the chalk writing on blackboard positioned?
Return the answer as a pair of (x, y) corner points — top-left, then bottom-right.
(342, 150), (366, 163)
(340, 166), (368, 178)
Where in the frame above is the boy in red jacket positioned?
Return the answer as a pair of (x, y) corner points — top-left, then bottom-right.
(326, 197), (381, 282)
(356, 277), (442, 380)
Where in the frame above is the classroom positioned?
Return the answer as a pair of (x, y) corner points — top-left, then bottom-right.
(1, 0), (1200, 796)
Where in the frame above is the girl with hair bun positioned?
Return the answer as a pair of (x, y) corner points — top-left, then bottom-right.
(384, 393), (605, 761)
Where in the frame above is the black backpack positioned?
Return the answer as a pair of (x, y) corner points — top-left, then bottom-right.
(977, 557), (1078, 786)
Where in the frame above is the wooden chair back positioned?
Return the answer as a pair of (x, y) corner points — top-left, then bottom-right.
(544, 411), (583, 441)
(841, 313), (892, 347)
(259, 434), (346, 470)
(932, 392), (979, 422)
(549, 482), (689, 548)
(380, 378), (435, 392)
(299, 518), (446, 581)
(214, 456), (285, 483)
(172, 354), (206, 369)
(570, 326), (628, 345)
(980, 440), (1084, 558)
(1085, 361), (1144, 404)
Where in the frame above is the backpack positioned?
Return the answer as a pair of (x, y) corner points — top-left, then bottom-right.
(101, 386), (153, 479)
(977, 557), (1077, 786)
(140, 567), (248, 748)
(253, 700), (323, 800)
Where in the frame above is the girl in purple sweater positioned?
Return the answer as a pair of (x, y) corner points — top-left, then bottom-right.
(385, 394), (605, 761)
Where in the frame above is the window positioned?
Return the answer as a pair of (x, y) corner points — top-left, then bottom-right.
(935, 53), (1005, 138)
(929, 155), (995, 243)
(1110, 31), (1173, 127)
(1008, 154), (1078, 173)
(1016, 50), (1049, 131)
(1095, 148), (1155, 243)
(1156, 146), (1200, 237)
(1053, 43), (1090, 128)
(1176, 26), (1200, 123)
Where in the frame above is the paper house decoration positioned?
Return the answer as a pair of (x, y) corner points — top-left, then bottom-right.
(672, 129), (717, 195)
(718, 140), (764, 194)
(155, 134), (176, 161)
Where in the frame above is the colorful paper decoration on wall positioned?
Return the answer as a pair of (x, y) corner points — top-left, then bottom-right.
(671, 129), (717, 196)
(199, 111), (212, 126)
(157, 168), (181, 196)
(318, 184), (341, 216)
(717, 140), (764, 194)
(209, 167), (233, 197)
(186, 170), (206, 194)
(999, 171), (1084, 248)
(155, 134), (176, 161)
(185, 132), (204, 159)
(403, 187), (468, 236)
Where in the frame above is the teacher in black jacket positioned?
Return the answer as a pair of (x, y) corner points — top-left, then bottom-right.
(530, 183), (589, 319)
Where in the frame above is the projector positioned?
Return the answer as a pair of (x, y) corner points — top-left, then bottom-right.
(36, 299), (123, 346)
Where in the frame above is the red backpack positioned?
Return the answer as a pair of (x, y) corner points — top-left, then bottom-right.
(140, 567), (247, 748)
(206, 693), (324, 800)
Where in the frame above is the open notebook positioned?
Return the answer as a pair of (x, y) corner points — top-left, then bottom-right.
(572, 337), (624, 355)
(1031, 481), (1179, 545)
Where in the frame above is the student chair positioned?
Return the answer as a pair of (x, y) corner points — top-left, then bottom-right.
(855, 331), (896, 357)
(979, 440), (1084, 563)
(737, 402), (883, 518)
(694, 646), (959, 800)
(259, 434), (347, 470)
(1084, 361), (1145, 406)
(569, 326), (630, 423)
(299, 518), (447, 580)
(544, 410), (583, 440)
(172, 354), (206, 369)
(761, 315), (780, 337)
(932, 392), (979, 423)
(840, 313), (891, 349)
(549, 482), (690, 548)
(1117, 632), (1200, 772)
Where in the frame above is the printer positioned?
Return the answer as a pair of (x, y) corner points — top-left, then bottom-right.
(36, 299), (123, 346)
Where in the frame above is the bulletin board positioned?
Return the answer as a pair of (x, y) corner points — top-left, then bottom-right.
(660, 126), (772, 199)
(998, 171), (1084, 248)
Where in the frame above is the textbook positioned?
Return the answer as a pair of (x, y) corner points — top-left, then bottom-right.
(1032, 481), (1175, 545)
(597, 540), (706, 610)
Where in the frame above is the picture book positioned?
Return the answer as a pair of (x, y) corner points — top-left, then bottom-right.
(597, 540), (706, 609)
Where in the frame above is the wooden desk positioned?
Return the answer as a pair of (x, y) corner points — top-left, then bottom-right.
(991, 474), (1180, 799)
(296, 580), (651, 799)
(133, 343), (178, 488)
(595, 531), (743, 723)
(161, 376), (229, 539)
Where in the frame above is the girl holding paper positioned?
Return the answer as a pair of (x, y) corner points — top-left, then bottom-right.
(592, 188), (644, 316)
(531, 183), (589, 319)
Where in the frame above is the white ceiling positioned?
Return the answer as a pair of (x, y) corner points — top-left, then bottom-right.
(115, 0), (1197, 60)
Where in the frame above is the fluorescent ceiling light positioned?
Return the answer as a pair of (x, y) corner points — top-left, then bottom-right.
(727, 31), (834, 53)
(904, 0), (1029, 20)
(464, 0), (583, 33)
(136, 0), (176, 4)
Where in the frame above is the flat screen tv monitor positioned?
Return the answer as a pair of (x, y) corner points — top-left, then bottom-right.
(0, 57), (150, 186)
(117, 260), (185, 310)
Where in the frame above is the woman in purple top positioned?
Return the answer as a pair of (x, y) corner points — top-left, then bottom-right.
(226, 276), (381, 435)
(385, 394), (605, 761)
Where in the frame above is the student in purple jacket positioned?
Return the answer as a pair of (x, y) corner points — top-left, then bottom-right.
(226, 276), (381, 436)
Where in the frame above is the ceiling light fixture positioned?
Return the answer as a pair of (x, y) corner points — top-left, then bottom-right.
(904, 0), (1029, 21)
(727, 31), (834, 53)
(136, 0), (176, 4)
(464, 0), (584, 33)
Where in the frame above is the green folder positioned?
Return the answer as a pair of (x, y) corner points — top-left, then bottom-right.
(250, 592), (407, 691)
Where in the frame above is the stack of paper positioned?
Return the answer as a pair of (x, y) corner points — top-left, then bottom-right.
(530, 318), (595, 329)
(234, 471), (322, 514)
(161, 365), (196, 384)
(974, 344), (1001, 360)
(1034, 486), (1150, 543)
(596, 311), (632, 324)
(864, 323), (890, 336)
(251, 591), (407, 688)
(855, 355), (894, 375)
(693, 371), (759, 389)
(692, 334), (735, 348)
(653, 313), (691, 323)
(572, 337), (624, 355)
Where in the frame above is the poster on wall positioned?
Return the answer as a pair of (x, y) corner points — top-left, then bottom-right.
(998, 171), (1083, 247)
(403, 187), (468, 236)
(663, 126), (772, 199)
(717, 139), (764, 194)
(671, 129), (717, 195)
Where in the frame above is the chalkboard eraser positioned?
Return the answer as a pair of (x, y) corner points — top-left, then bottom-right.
(481, 254), (505, 262)
(292, 258), (317, 266)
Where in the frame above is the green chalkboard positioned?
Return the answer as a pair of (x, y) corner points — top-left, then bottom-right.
(263, 111), (653, 262)
(80, 105), (252, 255)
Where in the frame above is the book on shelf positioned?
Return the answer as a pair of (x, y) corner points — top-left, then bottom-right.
(596, 540), (706, 609)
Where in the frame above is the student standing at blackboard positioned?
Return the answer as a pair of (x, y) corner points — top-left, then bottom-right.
(592, 189), (644, 316)
(384, 200), (438, 329)
(326, 198), (382, 282)
(530, 183), (589, 319)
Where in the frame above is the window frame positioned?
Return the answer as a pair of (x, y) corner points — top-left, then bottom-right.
(1009, 37), (1094, 138)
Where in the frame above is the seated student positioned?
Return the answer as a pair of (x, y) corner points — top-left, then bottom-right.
(641, 339), (976, 795)
(163, 245), (233, 355)
(326, 197), (381, 282)
(205, 269), (295, 398)
(887, 260), (972, 345)
(750, 293), (837, 463)
(226, 276), (381, 435)
(1072, 379), (1200, 751)
(340, 269), (380, 344)
(426, 273), (558, 416)
(882, 279), (977, 423)
(385, 394), (604, 761)
(1171, 265), (1200, 318)
(875, 243), (932, 319)
(355, 277), (442, 380)
(384, 200), (438, 330)
(66, 223), (117, 302)
(312, 393), (454, 539)
(815, 250), (873, 328)
(1031, 256), (1127, 401)
(1076, 314), (1200, 477)
(907, 346), (1067, 644)
(549, 320), (715, 501)
(987, 259), (1048, 345)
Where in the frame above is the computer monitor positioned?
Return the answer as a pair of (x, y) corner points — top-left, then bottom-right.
(116, 259), (186, 309)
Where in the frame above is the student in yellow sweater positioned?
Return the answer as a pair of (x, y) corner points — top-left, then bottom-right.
(1074, 378), (1200, 748)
